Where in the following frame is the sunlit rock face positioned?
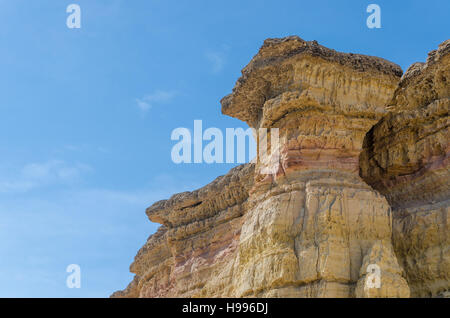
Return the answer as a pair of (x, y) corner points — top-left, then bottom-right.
(360, 40), (450, 298)
(111, 164), (256, 298)
(111, 36), (449, 298)
(221, 36), (409, 298)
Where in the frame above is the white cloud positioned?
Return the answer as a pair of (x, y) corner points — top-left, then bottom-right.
(135, 90), (177, 112)
(205, 46), (230, 73)
(0, 180), (35, 193)
(21, 160), (91, 182)
(0, 174), (200, 297)
(0, 160), (92, 194)
(53, 144), (110, 155)
(63, 145), (82, 152)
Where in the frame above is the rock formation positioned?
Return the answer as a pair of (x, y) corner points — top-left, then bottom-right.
(113, 164), (256, 298)
(360, 40), (450, 297)
(113, 36), (449, 298)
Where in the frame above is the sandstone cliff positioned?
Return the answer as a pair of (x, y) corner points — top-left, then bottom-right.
(360, 40), (450, 297)
(113, 36), (449, 298)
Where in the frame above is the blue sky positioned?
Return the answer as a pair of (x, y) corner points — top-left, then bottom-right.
(0, 0), (448, 297)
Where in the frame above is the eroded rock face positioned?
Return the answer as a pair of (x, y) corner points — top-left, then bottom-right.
(112, 36), (450, 298)
(220, 36), (409, 298)
(360, 40), (450, 297)
(112, 164), (256, 298)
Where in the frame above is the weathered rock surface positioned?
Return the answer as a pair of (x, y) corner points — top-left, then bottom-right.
(360, 40), (450, 297)
(220, 36), (409, 298)
(113, 36), (447, 298)
(111, 163), (255, 298)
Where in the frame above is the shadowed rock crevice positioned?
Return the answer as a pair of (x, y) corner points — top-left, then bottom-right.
(360, 39), (449, 298)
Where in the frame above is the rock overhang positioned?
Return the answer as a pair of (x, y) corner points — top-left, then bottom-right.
(221, 35), (403, 129)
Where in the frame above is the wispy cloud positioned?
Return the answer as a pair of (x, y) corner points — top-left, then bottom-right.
(0, 160), (92, 194)
(0, 180), (34, 193)
(55, 144), (110, 155)
(135, 90), (177, 112)
(205, 45), (230, 73)
(0, 172), (201, 297)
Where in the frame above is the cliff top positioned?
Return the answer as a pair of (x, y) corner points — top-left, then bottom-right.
(221, 35), (403, 127)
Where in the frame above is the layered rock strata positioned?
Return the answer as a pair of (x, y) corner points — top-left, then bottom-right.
(112, 36), (440, 298)
(360, 40), (450, 297)
(220, 36), (409, 298)
(111, 164), (255, 297)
